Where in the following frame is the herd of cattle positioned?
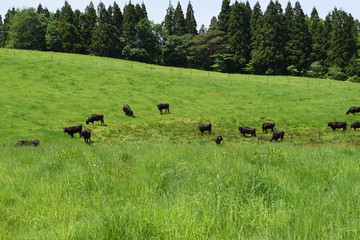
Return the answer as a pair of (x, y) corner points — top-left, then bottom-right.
(15, 105), (360, 147)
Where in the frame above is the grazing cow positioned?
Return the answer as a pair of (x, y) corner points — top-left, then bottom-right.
(157, 103), (170, 114)
(262, 122), (275, 133)
(63, 125), (83, 138)
(123, 104), (134, 117)
(86, 114), (105, 125)
(215, 135), (223, 144)
(80, 128), (91, 143)
(350, 122), (360, 131)
(269, 131), (285, 142)
(346, 107), (360, 115)
(15, 140), (40, 147)
(198, 123), (212, 133)
(327, 122), (347, 131)
(238, 126), (256, 137)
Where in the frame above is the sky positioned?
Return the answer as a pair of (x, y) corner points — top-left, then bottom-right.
(1, 0), (359, 29)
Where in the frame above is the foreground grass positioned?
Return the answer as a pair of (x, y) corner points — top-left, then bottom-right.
(1, 143), (360, 239)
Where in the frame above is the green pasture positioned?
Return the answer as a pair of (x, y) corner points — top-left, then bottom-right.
(1, 49), (360, 239)
(0, 48), (359, 145)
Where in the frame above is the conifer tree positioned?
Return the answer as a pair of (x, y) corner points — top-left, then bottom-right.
(284, 1), (311, 74)
(228, 1), (251, 72)
(0, 8), (16, 47)
(163, 1), (175, 35)
(251, 0), (286, 74)
(123, 2), (137, 44)
(173, 2), (186, 36)
(135, 3), (147, 22)
(185, 1), (197, 35)
(209, 17), (218, 30)
(327, 9), (358, 70)
(81, 2), (97, 52)
(217, 0), (231, 32)
(309, 8), (327, 63)
(90, 2), (121, 58)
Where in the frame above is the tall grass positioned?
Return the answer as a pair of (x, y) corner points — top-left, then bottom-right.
(1, 143), (360, 239)
(1, 49), (360, 239)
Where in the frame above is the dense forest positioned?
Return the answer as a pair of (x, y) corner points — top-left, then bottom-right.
(0, 0), (359, 80)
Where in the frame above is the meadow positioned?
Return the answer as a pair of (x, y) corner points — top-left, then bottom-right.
(0, 48), (360, 239)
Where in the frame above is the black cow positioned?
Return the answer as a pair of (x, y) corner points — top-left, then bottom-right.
(346, 107), (360, 115)
(327, 122), (347, 131)
(269, 131), (285, 142)
(15, 140), (40, 147)
(86, 114), (105, 125)
(262, 122), (275, 133)
(123, 104), (134, 117)
(198, 123), (212, 133)
(157, 103), (170, 114)
(215, 135), (223, 144)
(80, 128), (91, 143)
(63, 125), (83, 138)
(350, 122), (360, 131)
(238, 126), (256, 137)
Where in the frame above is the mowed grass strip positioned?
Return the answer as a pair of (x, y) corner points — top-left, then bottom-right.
(1, 48), (360, 145)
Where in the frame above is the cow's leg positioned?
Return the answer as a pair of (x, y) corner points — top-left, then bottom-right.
(70, 133), (74, 138)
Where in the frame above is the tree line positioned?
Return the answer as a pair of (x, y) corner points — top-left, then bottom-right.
(0, 0), (359, 81)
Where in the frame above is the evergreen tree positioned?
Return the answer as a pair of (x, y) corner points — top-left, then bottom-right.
(135, 3), (147, 22)
(173, 2), (186, 36)
(54, 1), (82, 53)
(112, 2), (123, 34)
(81, 2), (97, 52)
(309, 8), (327, 66)
(0, 8), (16, 47)
(199, 24), (207, 34)
(251, 0), (286, 75)
(284, 1), (311, 74)
(0, 15), (3, 42)
(188, 30), (228, 70)
(250, 2), (263, 50)
(327, 9), (358, 70)
(90, 2), (121, 58)
(163, 1), (175, 35)
(123, 2), (137, 44)
(228, 1), (251, 72)
(209, 17), (218, 30)
(185, 1), (197, 35)
(217, 0), (231, 32)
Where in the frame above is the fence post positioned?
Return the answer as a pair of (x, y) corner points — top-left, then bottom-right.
(318, 132), (321, 141)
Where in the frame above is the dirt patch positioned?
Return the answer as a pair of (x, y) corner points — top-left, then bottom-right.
(209, 92), (220, 96)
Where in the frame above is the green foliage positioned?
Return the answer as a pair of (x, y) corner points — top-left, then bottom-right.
(228, 1), (251, 72)
(163, 34), (192, 67)
(163, 2), (175, 35)
(122, 2), (137, 44)
(185, 1), (197, 35)
(347, 75), (360, 82)
(251, 0), (286, 75)
(217, 0), (231, 32)
(327, 9), (358, 70)
(6, 8), (47, 50)
(173, 2), (187, 36)
(188, 30), (227, 70)
(284, 2), (311, 73)
(306, 61), (326, 78)
(325, 66), (347, 80)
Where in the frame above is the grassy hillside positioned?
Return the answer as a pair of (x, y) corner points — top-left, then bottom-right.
(1, 48), (360, 145)
(1, 49), (360, 239)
